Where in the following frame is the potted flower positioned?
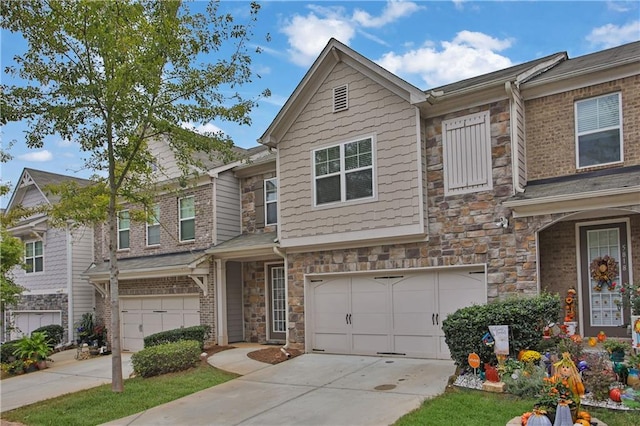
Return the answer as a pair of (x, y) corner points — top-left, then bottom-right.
(12, 331), (52, 369)
(603, 339), (629, 362)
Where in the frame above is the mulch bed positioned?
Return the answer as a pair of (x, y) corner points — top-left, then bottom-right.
(202, 345), (302, 365)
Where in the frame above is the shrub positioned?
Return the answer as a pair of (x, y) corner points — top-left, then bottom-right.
(0, 340), (21, 363)
(442, 293), (560, 367)
(502, 362), (546, 398)
(13, 331), (52, 361)
(143, 325), (210, 349)
(32, 324), (64, 347)
(131, 340), (201, 378)
(582, 352), (616, 401)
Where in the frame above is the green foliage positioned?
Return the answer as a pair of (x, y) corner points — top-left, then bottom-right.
(0, 228), (25, 311)
(581, 352), (616, 401)
(32, 324), (65, 347)
(12, 331), (52, 361)
(556, 336), (583, 363)
(442, 293), (561, 366)
(0, 340), (20, 363)
(131, 340), (201, 378)
(144, 325), (210, 349)
(501, 363), (546, 398)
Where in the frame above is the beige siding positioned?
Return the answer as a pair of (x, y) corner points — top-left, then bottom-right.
(13, 227), (67, 292)
(71, 225), (95, 326)
(215, 170), (241, 243)
(512, 83), (527, 186)
(278, 62), (421, 241)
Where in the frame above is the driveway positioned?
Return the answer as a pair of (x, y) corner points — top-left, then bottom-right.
(1, 349), (134, 413)
(105, 353), (455, 426)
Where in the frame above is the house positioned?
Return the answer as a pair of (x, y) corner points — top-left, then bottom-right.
(249, 39), (639, 359)
(3, 168), (95, 343)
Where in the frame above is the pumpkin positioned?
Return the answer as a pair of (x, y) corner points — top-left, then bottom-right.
(521, 411), (532, 426)
(588, 337), (597, 347)
(574, 420), (590, 426)
(527, 410), (552, 426)
(609, 387), (622, 402)
(597, 331), (607, 342)
(576, 411), (591, 422)
(553, 402), (573, 426)
(570, 334), (582, 344)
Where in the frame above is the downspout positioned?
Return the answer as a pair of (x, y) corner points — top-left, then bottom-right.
(505, 81), (526, 194)
(272, 245), (290, 358)
(66, 223), (74, 345)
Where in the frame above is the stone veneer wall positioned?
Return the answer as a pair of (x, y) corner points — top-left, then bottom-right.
(243, 261), (267, 343)
(241, 173), (278, 234)
(10, 293), (69, 341)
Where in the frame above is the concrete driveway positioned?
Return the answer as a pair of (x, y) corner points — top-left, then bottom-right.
(1, 349), (133, 412)
(105, 353), (455, 426)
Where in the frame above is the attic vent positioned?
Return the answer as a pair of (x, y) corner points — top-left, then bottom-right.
(333, 84), (348, 112)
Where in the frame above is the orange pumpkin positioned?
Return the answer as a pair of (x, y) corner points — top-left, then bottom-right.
(520, 411), (532, 426)
(577, 411), (590, 422)
(598, 330), (607, 342)
(570, 334), (582, 343)
(610, 387), (622, 402)
(588, 337), (597, 347)
(574, 419), (590, 426)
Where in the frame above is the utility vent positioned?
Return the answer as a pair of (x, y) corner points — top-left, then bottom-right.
(333, 84), (348, 112)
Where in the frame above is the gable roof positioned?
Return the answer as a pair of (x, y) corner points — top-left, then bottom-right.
(6, 168), (92, 212)
(259, 38), (426, 147)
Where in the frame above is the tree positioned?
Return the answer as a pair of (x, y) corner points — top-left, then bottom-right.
(0, 228), (25, 327)
(2, 0), (268, 392)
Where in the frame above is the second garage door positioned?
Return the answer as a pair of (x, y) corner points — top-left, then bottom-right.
(307, 268), (485, 359)
(121, 296), (200, 352)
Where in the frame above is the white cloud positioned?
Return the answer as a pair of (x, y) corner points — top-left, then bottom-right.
(56, 138), (74, 147)
(607, 1), (632, 12)
(586, 20), (640, 48)
(452, 0), (466, 11)
(280, 1), (421, 67)
(352, 1), (422, 28)
(377, 31), (514, 88)
(18, 150), (53, 162)
(181, 122), (224, 135)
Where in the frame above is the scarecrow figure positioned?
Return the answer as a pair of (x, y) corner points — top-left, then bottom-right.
(553, 352), (585, 397)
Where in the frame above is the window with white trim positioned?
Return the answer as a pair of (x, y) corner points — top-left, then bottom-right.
(575, 92), (622, 168)
(265, 178), (278, 225)
(313, 137), (374, 206)
(147, 204), (160, 246)
(25, 240), (43, 273)
(442, 111), (492, 196)
(117, 210), (130, 250)
(179, 196), (195, 242)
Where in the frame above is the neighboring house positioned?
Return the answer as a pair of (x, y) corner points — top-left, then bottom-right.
(250, 38), (639, 359)
(3, 168), (95, 343)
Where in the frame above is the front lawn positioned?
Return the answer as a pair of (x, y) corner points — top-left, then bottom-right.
(394, 386), (639, 426)
(1, 364), (237, 425)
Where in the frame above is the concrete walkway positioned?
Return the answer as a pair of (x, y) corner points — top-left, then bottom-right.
(0, 349), (134, 413)
(106, 349), (455, 426)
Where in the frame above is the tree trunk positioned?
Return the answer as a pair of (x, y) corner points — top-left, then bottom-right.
(109, 195), (124, 392)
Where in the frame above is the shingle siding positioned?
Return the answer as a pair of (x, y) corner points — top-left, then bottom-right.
(215, 171), (241, 243)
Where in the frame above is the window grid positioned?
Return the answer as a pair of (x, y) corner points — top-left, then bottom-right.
(146, 204), (160, 246)
(117, 210), (130, 250)
(179, 196), (195, 242)
(271, 266), (286, 333)
(25, 240), (43, 273)
(265, 178), (278, 225)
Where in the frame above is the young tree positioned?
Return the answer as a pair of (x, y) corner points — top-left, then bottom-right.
(1, 0), (268, 392)
(0, 227), (26, 329)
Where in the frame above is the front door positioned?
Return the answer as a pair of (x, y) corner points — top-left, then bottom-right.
(580, 222), (630, 338)
(268, 265), (286, 341)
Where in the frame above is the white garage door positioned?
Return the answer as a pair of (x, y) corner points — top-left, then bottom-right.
(308, 268), (485, 359)
(10, 311), (62, 340)
(121, 296), (200, 352)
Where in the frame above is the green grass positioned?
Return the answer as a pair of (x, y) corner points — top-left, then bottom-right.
(394, 387), (640, 426)
(1, 364), (237, 426)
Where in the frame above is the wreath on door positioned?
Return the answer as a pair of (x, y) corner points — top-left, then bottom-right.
(589, 255), (619, 291)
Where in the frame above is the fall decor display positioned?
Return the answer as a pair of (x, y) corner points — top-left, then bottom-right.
(526, 409), (552, 426)
(564, 288), (576, 322)
(609, 387), (622, 402)
(597, 331), (607, 342)
(590, 255), (619, 291)
(552, 401), (572, 426)
(552, 352), (585, 397)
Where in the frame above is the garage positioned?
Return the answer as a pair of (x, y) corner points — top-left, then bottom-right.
(307, 268), (486, 359)
(121, 296), (200, 352)
(10, 311), (61, 340)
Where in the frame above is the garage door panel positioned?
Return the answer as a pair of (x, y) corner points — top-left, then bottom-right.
(313, 333), (349, 353)
(352, 313), (387, 333)
(393, 312), (432, 334)
(394, 335), (437, 358)
(142, 298), (162, 310)
(184, 313), (200, 327)
(352, 333), (389, 354)
(121, 298), (142, 310)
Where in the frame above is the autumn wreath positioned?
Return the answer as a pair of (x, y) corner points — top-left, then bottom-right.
(590, 255), (619, 291)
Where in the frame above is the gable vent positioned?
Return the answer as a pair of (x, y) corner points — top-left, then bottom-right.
(333, 84), (348, 112)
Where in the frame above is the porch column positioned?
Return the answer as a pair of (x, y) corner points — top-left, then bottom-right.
(215, 259), (228, 346)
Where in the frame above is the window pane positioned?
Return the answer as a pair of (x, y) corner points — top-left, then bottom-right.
(35, 257), (43, 272)
(180, 197), (195, 218)
(26, 258), (34, 273)
(25, 243), (34, 258)
(344, 142), (358, 157)
(148, 226), (160, 245)
(316, 163), (327, 176)
(346, 169), (373, 200)
(328, 159), (340, 173)
(34, 241), (43, 256)
(327, 146), (340, 160)
(577, 99), (598, 132)
(316, 175), (341, 204)
(578, 129), (621, 167)
(181, 219), (195, 241)
(119, 230), (130, 249)
(598, 94), (620, 128)
(266, 203), (277, 225)
(315, 150), (327, 163)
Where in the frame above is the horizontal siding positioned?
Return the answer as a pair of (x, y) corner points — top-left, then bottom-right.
(20, 186), (48, 209)
(71, 226), (95, 325)
(14, 227), (68, 292)
(279, 62), (420, 241)
(215, 171), (241, 243)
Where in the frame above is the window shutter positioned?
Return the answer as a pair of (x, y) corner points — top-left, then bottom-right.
(333, 84), (348, 112)
(255, 180), (265, 229)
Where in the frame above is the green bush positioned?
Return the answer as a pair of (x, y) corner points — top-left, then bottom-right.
(143, 325), (210, 349)
(131, 340), (201, 378)
(0, 340), (21, 363)
(32, 325), (65, 347)
(442, 293), (560, 367)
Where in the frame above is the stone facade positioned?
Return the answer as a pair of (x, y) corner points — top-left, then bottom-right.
(8, 293), (69, 340)
(242, 261), (268, 343)
(241, 172), (278, 234)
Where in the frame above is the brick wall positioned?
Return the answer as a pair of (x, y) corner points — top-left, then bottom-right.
(526, 75), (640, 180)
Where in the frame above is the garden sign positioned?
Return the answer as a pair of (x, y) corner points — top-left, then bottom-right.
(489, 325), (509, 355)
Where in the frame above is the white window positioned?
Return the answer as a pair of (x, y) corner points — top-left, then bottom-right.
(313, 136), (374, 206)
(25, 240), (43, 273)
(179, 196), (195, 242)
(117, 210), (130, 250)
(575, 93), (622, 168)
(147, 204), (160, 246)
(442, 111), (492, 196)
(265, 178), (278, 225)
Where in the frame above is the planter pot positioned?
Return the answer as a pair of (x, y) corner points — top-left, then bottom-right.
(627, 368), (640, 387)
(610, 350), (625, 362)
(36, 360), (48, 370)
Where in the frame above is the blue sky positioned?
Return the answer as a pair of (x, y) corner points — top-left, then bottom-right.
(2, 0), (639, 208)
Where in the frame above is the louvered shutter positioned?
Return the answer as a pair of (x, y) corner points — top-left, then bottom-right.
(333, 84), (348, 112)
